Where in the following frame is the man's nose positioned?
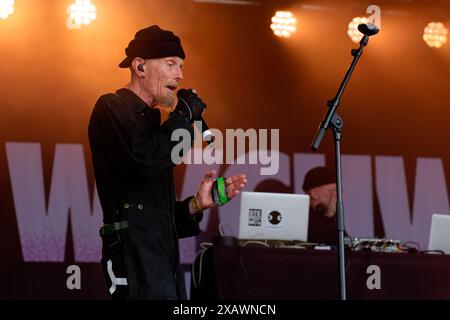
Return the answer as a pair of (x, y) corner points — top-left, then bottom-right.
(176, 66), (183, 81)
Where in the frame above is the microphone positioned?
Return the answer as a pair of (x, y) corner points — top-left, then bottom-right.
(358, 23), (379, 36)
(198, 117), (214, 144)
(178, 88), (215, 145)
(188, 89), (214, 145)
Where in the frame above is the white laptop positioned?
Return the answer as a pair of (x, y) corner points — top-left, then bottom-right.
(238, 192), (310, 241)
(428, 214), (450, 254)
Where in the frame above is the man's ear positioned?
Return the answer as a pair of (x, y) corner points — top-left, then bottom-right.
(309, 188), (319, 200)
(131, 58), (146, 75)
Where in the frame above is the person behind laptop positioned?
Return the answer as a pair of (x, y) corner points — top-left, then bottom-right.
(302, 166), (343, 244)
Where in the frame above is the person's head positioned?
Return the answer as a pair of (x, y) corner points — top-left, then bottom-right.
(119, 25), (185, 108)
(303, 167), (337, 218)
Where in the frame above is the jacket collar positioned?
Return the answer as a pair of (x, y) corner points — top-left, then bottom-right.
(116, 88), (161, 125)
(116, 88), (151, 112)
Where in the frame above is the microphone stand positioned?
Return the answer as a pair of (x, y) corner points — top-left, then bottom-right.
(311, 33), (372, 300)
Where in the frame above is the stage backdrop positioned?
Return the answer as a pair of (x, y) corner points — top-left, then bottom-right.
(1, 0), (450, 299)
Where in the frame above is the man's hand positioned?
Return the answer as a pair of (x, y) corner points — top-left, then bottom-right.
(171, 89), (206, 123)
(189, 170), (247, 214)
(325, 191), (337, 218)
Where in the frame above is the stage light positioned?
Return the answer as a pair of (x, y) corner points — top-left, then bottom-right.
(0, 0), (14, 20)
(67, 0), (97, 30)
(423, 22), (447, 48)
(270, 11), (297, 38)
(347, 17), (369, 43)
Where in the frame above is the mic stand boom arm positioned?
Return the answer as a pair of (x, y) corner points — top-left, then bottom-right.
(310, 33), (370, 301)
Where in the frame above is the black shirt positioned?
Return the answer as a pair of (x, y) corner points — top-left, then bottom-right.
(88, 88), (202, 297)
(307, 207), (339, 244)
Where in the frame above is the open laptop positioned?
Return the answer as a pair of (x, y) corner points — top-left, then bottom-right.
(428, 213), (450, 254)
(238, 192), (310, 241)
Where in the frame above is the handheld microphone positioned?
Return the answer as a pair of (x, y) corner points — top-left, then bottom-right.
(198, 117), (214, 144)
(358, 23), (379, 36)
(188, 89), (214, 145)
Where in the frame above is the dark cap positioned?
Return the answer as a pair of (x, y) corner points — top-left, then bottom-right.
(302, 167), (336, 191)
(119, 25), (185, 68)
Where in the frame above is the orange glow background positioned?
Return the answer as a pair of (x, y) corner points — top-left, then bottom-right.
(0, 0), (449, 298)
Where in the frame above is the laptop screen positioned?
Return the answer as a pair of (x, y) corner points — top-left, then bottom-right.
(238, 191), (310, 241)
(429, 213), (450, 254)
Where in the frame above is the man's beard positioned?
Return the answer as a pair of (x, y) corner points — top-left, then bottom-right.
(314, 203), (328, 215)
(156, 94), (175, 110)
(314, 201), (336, 219)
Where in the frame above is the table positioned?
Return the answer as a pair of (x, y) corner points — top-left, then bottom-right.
(190, 245), (450, 300)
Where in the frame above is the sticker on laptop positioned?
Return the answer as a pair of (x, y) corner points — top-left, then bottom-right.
(248, 208), (262, 226)
(265, 210), (283, 229)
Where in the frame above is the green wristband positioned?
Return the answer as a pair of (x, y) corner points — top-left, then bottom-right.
(216, 177), (229, 205)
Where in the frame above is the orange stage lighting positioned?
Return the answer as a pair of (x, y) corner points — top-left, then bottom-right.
(347, 17), (369, 43)
(67, 0), (97, 30)
(270, 10), (297, 38)
(0, 0), (14, 20)
(423, 22), (448, 48)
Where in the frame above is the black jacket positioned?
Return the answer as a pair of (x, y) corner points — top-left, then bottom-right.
(88, 88), (202, 298)
(308, 207), (338, 244)
(308, 207), (348, 244)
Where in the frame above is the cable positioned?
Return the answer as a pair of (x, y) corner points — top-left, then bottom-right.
(418, 249), (445, 254)
(276, 244), (308, 249)
(401, 241), (421, 250)
(240, 240), (270, 248)
(191, 242), (213, 289)
(398, 241), (421, 254)
(218, 223), (233, 237)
